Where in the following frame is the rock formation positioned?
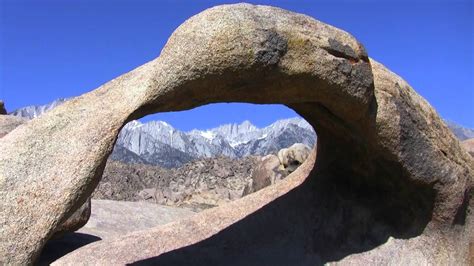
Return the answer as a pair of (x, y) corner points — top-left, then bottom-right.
(247, 143), (311, 194)
(0, 4), (472, 265)
(94, 156), (258, 211)
(277, 143), (311, 172)
(0, 100), (6, 115)
(248, 154), (282, 193)
(149, 156), (258, 210)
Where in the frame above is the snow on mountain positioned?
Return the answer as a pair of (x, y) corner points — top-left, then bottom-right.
(10, 98), (69, 119)
(81, 114), (317, 167)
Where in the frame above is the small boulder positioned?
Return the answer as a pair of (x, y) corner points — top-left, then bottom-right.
(0, 100), (6, 115)
(138, 188), (157, 201)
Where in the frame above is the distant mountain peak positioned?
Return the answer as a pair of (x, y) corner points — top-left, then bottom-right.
(444, 120), (474, 141)
(10, 98), (70, 119)
(123, 120), (143, 130)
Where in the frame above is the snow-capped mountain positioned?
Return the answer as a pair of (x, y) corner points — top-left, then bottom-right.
(116, 118), (316, 167)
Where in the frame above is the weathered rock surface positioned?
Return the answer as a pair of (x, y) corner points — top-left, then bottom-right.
(462, 138), (474, 157)
(0, 115), (27, 138)
(77, 199), (196, 240)
(1, 3), (472, 265)
(0, 100), (6, 115)
(38, 199), (195, 265)
(93, 160), (166, 201)
(52, 198), (91, 239)
(0, 115), (92, 240)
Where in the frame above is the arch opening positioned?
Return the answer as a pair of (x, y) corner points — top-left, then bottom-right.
(93, 103), (318, 211)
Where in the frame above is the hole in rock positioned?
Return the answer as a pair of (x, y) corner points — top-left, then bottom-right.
(86, 103), (317, 236)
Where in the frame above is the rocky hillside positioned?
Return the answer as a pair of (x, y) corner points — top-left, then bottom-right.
(93, 142), (312, 211)
(94, 156), (260, 211)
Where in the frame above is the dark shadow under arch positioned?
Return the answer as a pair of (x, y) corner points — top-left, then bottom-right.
(37, 233), (101, 265)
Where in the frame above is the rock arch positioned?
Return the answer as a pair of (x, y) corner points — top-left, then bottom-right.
(0, 4), (472, 265)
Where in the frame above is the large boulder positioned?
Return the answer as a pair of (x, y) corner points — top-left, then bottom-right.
(249, 154), (283, 192)
(0, 4), (472, 265)
(247, 144), (311, 194)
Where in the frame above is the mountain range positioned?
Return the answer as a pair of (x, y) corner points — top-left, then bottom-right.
(444, 120), (474, 141)
(11, 98), (473, 167)
(11, 99), (316, 168)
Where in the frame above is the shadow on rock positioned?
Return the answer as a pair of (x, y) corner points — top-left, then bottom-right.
(129, 161), (434, 266)
(37, 232), (101, 265)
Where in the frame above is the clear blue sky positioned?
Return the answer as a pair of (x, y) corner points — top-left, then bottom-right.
(1, 0), (472, 130)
